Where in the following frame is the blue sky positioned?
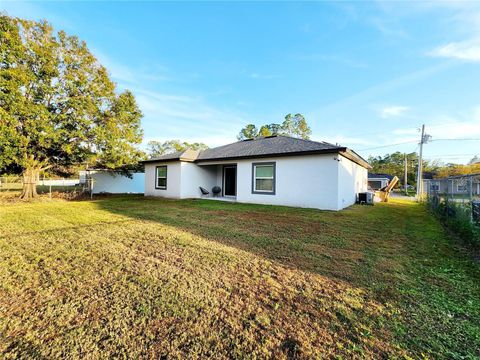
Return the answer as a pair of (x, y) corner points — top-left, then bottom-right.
(3, 1), (480, 164)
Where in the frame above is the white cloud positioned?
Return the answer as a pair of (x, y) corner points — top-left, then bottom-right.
(380, 105), (410, 118)
(93, 50), (170, 85)
(334, 107), (480, 164)
(428, 39), (480, 62)
(424, 1), (480, 62)
(386, 107), (480, 164)
(86, 51), (249, 146)
(392, 108), (480, 141)
(311, 62), (453, 120)
(143, 134), (237, 148)
(83, 49), (249, 147)
(132, 88), (247, 147)
(428, 119), (480, 140)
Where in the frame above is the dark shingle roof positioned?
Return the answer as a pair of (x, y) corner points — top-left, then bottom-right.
(368, 173), (395, 181)
(147, 151), (183, 162)
(196, 135), (343, 161)
(142, 135), (371, 169)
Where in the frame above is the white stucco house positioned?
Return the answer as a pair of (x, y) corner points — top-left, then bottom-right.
(142, 135), (371, 210)
(368, 173), (394, 190)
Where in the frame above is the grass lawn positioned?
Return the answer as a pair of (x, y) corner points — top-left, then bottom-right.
(392, 189), (416, 197)
(1, 196), (479, 359)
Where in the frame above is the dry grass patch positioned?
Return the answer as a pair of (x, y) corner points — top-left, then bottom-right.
(0, 195), (479, 358)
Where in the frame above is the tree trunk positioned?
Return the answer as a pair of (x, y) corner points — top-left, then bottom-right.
(20, 167), (40, 200)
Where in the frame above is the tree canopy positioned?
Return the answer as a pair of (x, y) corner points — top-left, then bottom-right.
(434, 162), (480, 178)
(368, 152), (418, 185)
(237, 113), (312, 140)
(0, 15), (143, 198)
(368, 153), (480, 183)
(147, 140), (209, 158)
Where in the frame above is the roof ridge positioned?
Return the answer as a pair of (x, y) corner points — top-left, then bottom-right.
(199, 135), (344, 154)
(142, 135), (370, 169)
(275, 135), (341, 148)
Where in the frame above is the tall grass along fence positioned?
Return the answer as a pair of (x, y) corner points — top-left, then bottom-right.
(425, 173), (480, 247)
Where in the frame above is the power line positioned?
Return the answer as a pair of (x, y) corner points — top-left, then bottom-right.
(357, 138), (480, 152)
(425, 153), (478, 158)
(339, 126), (420, 139)
(430, 138), (480, 142)
(357, 140), (418, 151)
(426, 121), (472, 129)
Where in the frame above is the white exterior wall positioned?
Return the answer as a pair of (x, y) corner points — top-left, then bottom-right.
(144, 154), (368, 210)
(337, 155), (368, 209)
(198, 154), (341, 210)
(144, 162), (181, 198)
(180, 162), (217, 198)
(238, 155), (340, 210)
(91, 172), (144, 194)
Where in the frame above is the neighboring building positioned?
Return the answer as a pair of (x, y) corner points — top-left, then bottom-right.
(423, 173), (480, 196)
(368, 173), (394, 190)
(80, 170), (144, 194)
(141, 135), (371, 210)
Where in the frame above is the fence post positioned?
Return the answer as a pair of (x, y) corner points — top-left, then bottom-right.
(89, 177), (93, 199)
(469, 176), (473, 201)
(473, 200), (480, 225)
(450, 179), (454, 201)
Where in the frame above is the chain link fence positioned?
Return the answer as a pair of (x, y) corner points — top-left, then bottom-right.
(0, 175), (87, 197)
(424, 173), (480, 246)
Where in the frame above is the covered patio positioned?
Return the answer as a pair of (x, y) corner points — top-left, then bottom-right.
(195, 163), (237, 199)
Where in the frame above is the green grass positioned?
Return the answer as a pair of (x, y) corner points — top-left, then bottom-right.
(0, 195), (479, 359)
(392, 189), (416, 197)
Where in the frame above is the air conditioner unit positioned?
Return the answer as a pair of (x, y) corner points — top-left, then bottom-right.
(358, 191), (375, 205)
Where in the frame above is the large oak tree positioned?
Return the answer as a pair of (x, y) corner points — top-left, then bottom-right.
(0, 15), (143, 199)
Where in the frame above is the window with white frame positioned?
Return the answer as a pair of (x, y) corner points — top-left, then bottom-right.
(155, 166), (167, 189)
(252, 162), (275, 194)
(430, 182), (439, 192)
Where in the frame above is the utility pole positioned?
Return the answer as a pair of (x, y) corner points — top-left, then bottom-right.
(416, 124), (431, 198)
(404, 154), (408, 196)
(416, 125), (425, 198)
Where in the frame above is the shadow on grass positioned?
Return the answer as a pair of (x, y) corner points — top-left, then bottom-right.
(95, 195), (480, 359)
(95, 194), (415, 301)
(4, 194), (480, 358)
